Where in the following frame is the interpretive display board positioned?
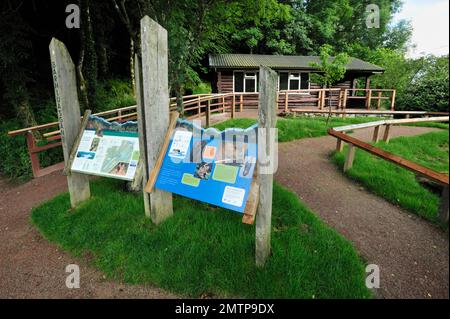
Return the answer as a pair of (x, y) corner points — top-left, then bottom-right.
(71, 115), (140, 181)
(155, 120), (258, 213)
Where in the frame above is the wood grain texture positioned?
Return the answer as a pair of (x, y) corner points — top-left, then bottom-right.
(64, 109), (91, 176)
(140, 16), (173, 224)
(242, 181), (259, 225)
(255, 66), (277, 267)
(144, 111), (179, 193)
(49, 38), (90, 208)
(134, 54), (151, 217)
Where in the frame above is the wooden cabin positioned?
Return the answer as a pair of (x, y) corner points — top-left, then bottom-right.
(209, 54), (386, 110)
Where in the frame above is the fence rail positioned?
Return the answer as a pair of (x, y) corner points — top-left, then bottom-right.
(8, 89), (449, 178)
(328, 116), (449, 223)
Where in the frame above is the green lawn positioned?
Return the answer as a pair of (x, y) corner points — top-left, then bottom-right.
(213, 116), (386, 142)
(31, 179), (371, 299)
(332, 130), (449, 224)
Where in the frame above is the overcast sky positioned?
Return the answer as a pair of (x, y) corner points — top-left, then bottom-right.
(393, 0), (449, 58)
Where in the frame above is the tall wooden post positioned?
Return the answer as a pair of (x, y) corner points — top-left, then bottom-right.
(256, 66), (277, 267)
(49, 38), (90, 208)
(232, 94), (236, 118)
(206, 99), (211, 127)
(390, 90), (396, 111)
(140, 16), (173, 224)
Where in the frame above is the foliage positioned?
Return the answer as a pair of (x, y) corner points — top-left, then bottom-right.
(310, 45), (349, 89)
(0, 121), (32, 179)
(96, 79), (136, 112)
(0, 79), (135, 180)
(396, 55), (449, 112)
(31, 178), (371, 298)
(332, 130), (449, 225)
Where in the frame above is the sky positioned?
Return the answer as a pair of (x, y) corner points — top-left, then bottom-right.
(393, 0), (449, 58)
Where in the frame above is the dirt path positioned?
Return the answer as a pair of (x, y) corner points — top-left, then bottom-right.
(275, 126), (449, 299)
(0, 172), (177, 299)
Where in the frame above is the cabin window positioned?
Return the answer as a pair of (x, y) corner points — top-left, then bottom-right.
(279, 72), (289, 90)
(234, 71), (258, 93)
(278, 72), (309, 91)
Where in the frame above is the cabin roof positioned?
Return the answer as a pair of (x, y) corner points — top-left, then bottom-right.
(209, 54), (384, 73)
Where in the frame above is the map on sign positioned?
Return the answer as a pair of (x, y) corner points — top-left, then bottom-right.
(154, 119), (258, 213)
(71, 115), (139, 181)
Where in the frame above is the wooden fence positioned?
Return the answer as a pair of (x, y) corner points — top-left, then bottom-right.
(328, 116), (449, 223)
(7, 89), (448, 178)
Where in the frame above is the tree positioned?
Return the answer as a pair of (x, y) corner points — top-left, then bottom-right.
(397, 55), (449, 112)
(0, 1), (39, 128)
(310, 44), (349, 123)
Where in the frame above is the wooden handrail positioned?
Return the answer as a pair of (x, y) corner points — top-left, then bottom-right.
(333, 116), (449, 132)
(328, 128), (449, 186)
(8, 105), (138, 136)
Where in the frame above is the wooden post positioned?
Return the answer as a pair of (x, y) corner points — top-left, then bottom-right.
(338, 90), (343, 109)
(321, 89), (326, 109)
(231, 95), (235, 119)
(383, 124), (391, 143)
(377, 91), (382, 110)
(140, 16), (173, 224)
(256, 66), (277, 267)
(366, 89), (372, 110)
(336, 138), (344, 152)
(26, 131), (41, 178)
(49, 38), (90, 208)
(343, 143), (356, 172)
(197, 96), (201, 118)
(438, 185), (449, 224)
(372, 125), (381, 143)
(284, 91), (289, 112)
(317, 90), (322, 109)
(390, 90), (396, 111)
(222, 96), (226, 113)
(135, 54), (151, 217)
(240, 94), (243, 112)
(343, 89), (348, 110)
(206, 99), (211, 127)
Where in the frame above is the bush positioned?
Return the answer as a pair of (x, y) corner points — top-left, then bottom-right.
(0, 120), (32, 180)
(396, 55), (449, 112)
(96, 79), (136, 112)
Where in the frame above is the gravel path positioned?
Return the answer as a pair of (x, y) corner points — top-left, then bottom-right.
(0, 172), (176, 299)
(274, 126), (449, 299)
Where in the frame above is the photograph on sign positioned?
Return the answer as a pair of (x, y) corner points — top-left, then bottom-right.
(154, 120), (257, 213)
(70, 115), (139, 181)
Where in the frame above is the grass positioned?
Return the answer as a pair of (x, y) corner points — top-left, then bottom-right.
(31, 178), (371, 299)
(332, 130), (449, 224)
(403, 121), (449, 130)
(213, 116), (387, 142)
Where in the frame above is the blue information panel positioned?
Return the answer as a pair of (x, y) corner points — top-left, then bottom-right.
(155, 120), (258, 213)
